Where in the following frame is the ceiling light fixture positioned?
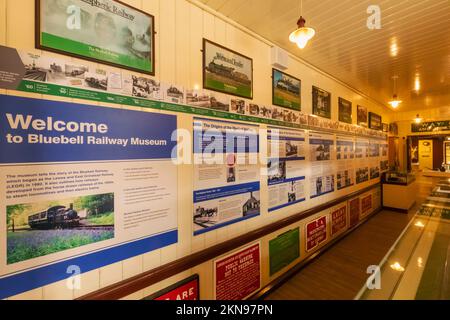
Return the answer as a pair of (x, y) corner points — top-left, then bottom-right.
(414, 74), (421, 92)
(414, 114), (423, 124)
(289, 0), (316, 49)
(390, 38), (399, 57)
(388, 76), (402, 109)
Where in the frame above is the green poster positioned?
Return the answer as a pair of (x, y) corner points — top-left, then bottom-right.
(203, 39), (253, 99)
(272, 69), (301, 111)
(269, 228), (300, 276)
(38, 0), (154, 74)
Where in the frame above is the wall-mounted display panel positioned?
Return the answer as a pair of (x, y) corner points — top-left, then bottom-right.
(214, 243), (261, 300)
(357, 105), (368, 127)
(272, 69), (301, 111)
(267, 127), (306, 212)
(193, 118), (260, 235)
(369, 112), (382, 131)
(144, 275), (199, 300)
(338, 97), (352, 124)
(269, 228), (300, 276)
(36, 0), (155, 75)
(312, 86), (331, 119)
(203, 39), (253, 99)
(0, 95), (178, 299)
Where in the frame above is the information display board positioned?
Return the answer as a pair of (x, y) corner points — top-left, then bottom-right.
(193, 118), (260, 235)
(144, 275), (199, 300)
(214, 243), (261, 300)
(306, 216), (327, 252)
(355, 138), (369, 184)
(269, 228), (300, 276)
(267, 127), (306, 212)
(349, 197), (360, 228)
(361, 194), (373, 218)
(0, 94), (178, 299)
(331, 205), (347, 236)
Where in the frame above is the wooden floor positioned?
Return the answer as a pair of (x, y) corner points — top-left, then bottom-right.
(265, 175), (438, 300)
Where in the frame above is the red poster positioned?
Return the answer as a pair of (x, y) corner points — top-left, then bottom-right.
(361, 194), (373, 217)
(349, 198), (360, 228)
(215, 243), (261, 300)
(306, 216), (327, 252)
(331, 205), (347, 236)
(146, 275), (199, 300)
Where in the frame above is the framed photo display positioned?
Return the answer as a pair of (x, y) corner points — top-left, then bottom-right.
(203, 39), (253, 99)
(369, 112), (382, 131)
(272, 69), (301, 110)
(36, 0), (155, 75)
(357, 105), (368, 127)
(382, 123), (389, 132)
(312, 86), (331, 119)
(338, 97), (352, 124)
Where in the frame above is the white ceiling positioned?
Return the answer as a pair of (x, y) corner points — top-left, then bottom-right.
(199, 0), (450, 112)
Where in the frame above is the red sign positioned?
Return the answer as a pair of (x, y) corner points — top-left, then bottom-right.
(145, 275), (199, 300)
(349, 198), (360, 228)
(306, 216), (327, 252)
(361, 194), (373, 217)
(331, 205), (347, 236)
(215, 243), (261, 300)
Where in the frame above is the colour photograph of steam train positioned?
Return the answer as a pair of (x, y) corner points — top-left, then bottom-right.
(6, 193), (114, 265)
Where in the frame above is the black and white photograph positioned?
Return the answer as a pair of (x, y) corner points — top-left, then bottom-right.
(268, 160), (287, 183)
(311, 143), (331, 161)
(132, 76), (161, 99)
(227, 167), (236, 183)
(248, 103), (260, 116)
(337, 169), (354, 190)
(65, 64), (88, 86)
(163, 84), (185, 104)
(259, 105), (272, 119)
(231, 98), (246, 114)
(356, 167), (369, 184)
(84, 69), (108, 91)
(370, 166), (380, 179)
(209, 93), (230, 112)
(312, 86), (331, 119)
(242, 192), (261, 216)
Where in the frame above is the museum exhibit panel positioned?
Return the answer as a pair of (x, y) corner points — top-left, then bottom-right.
(0, 0), (449, 301)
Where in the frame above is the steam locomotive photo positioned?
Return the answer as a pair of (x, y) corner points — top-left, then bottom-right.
(28, 204), (80, 230)
(206, 59), (251, 85)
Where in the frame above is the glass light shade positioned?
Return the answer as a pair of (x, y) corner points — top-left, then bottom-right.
(289, 27), (316, 49)
(388, 100), (402, 108)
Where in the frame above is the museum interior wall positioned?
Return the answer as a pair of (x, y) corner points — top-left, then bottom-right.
(0, 0), (394, 300)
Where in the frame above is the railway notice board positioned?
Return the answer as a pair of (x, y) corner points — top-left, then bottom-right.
(0, 94), (178, 299)
(214, 243), (261, 300)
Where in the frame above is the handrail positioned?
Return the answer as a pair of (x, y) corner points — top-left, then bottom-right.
(78, 183), (380, 300)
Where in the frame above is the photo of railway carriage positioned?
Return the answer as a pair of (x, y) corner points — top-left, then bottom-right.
(7, 193), (115, 265)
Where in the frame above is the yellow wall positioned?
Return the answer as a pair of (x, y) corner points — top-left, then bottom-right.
(1, 0), (391, 300)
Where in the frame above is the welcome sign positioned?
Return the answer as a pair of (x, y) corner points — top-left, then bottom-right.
(36, 0), (155, 74)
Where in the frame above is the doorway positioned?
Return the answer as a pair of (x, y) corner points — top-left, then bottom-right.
(418, 140), (433, 170)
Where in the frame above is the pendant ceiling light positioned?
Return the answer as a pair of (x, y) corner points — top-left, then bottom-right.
(388, 76), (402, 109)
(289, 0), (316, 49)
(414, 114), (423, 124)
